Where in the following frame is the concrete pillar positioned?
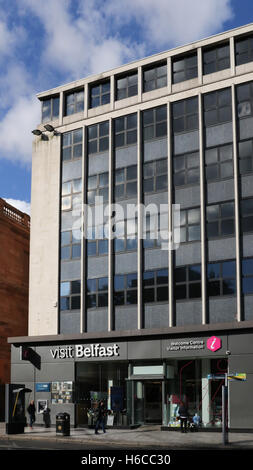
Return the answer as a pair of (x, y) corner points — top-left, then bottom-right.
(202, 359), (211, 427)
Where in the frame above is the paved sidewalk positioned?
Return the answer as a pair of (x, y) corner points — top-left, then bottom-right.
(1, 423), (253, 449)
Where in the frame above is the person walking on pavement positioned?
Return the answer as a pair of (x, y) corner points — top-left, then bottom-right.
(178, 401), (188, 433)
(27, 400), (36, 429)
(94, 400), (107, 434)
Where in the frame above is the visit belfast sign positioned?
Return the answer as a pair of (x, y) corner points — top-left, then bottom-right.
(50, 343), (120, 360)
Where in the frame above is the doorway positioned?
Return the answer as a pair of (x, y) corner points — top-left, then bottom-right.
(144, 382), (162, 424)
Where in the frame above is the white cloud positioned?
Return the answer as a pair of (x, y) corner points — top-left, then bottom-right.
(0, 95), (40, 163)
(4, 198), (31, 215)
(20, 0), (234, 80)
(0, 0), (234, 166)
(104, 0), (234, 48)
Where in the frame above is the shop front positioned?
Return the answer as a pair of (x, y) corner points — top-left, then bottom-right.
(10, 331), (237, 430)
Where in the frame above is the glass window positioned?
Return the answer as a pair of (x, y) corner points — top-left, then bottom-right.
(143, 62), (167, 92)
(88, 121), (109, 154)
(60, 280), (81, 311)
(143, 158), (167, 194)
(114, 272), (137, 306)
(204, 88), (232, 127)
(173, 151), (200, 187)
(61, 229), (81, 261)
(207, 260), (236, 297)
(172, 97), (198, 134)
(203, 42), (230, 75)
(242, 257), (253, 294)
(65, 89), (84, 116)
(241, 198), (253, 233)
(42, 95), (59, 123)
(143, 268), (168, 303)
(205, 144), (233, 182)
(143, 105), (167, 141)
(114, 113), (137, 148)
(61, 178), (82, 212)
(236, 81), (253, 123)
(235, 35), (253, 66)
(177, 207), (201, 243)
(206, 201), (235, 238)
(114, 165), (137, 201)
(87, 277), (108, 308)
(89, 81), (110, 108)
(116, 72), (138, 100)
(172, 53), (198, 84)
(62, 128), (83, 161)
(175, 264), (201, 300)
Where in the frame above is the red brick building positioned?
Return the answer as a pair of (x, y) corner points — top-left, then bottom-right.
(0, 198), (30, 419)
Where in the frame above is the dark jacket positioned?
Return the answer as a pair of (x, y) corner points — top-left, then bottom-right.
(27, 403), (36, 417)
(179, 404), (188, 418)
(96, 403), (106, 421)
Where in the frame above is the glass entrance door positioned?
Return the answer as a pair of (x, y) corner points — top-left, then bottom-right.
(144, 382), (162, 424)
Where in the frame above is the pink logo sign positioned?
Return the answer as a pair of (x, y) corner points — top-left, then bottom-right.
(207, 336), (222, 352)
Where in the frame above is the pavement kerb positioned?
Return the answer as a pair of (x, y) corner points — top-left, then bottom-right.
(0, 431), (249, 450)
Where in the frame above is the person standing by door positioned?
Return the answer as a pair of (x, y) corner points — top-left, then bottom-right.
(178, 402), (188, 433)
(94, 400), (107, 434)
(27, 400), (36, 429)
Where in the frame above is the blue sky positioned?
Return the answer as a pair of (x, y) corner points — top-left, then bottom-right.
(0, 0), (253, 214)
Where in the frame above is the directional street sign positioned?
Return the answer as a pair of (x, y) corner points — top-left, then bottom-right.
(228, 373), (246, 381)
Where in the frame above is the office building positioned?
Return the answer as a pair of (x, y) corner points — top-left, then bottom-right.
(9, 23), (253, 430)
(0, 199), (29, 419)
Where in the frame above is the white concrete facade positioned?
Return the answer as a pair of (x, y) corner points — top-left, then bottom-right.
(29, 23), (253, 336)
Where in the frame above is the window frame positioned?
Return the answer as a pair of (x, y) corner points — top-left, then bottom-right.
(64, 88), (84, 116)
(207, 260), (236, 297)
(114, 272), (138, 306)
(87, 276), (108, 309)
(142, 105), (167, 142)
(242, 257), (253, 295)
(143, 61), (167, 93)
(235, 34), (253, 66)
(62, 128), (83, 161)
(115, 72), (138, 101)
(89, 80), (110, 109)
(205, 143), (234, 182)
(172, 97), (199, 134)
(61, 229), (82, 261)
(143, 158), (168, 195)
(206, 201), (235, 239)
(203, 42), (230, 75)
(143, 268), (169, 304)
(114, 164), (138, 201)
(173, 150), (200, 187)
(240, 197), (253, 234)
(61, 177), (82, 212)
(178, 206), (201, 243)
(172, 52), (198, 84)
(41, 95), (60, 123)
(204, 88), (232, 127)
(87, 121), (109, 155)
(174, 264), (201, 301)
(60, 280), (81, 311)
(114, 113), (137, 148)
(238, 138), (253, 175)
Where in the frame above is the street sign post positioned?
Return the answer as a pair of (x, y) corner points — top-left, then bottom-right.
(207, 372), (246, 445)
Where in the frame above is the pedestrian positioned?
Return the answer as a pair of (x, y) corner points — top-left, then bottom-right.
(27, 400), (36, 429)
(178, 402), (188, 433)
(94, 400), (107, 434)
(43, 407), (51, 428)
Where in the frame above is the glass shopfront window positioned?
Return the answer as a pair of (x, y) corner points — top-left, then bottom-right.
(165, 358), (227, 429)
(127, 358), (227, 428)
(75, 362), (128, 426)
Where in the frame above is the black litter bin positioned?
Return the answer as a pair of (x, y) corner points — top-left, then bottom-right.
(56, 412), (70, 436)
